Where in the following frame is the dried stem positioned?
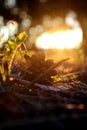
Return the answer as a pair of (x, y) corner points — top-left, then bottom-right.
(8, 38), (27, 75)
(8, 42), (23, 75)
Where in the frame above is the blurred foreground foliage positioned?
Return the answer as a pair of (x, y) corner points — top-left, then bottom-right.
(0, 31), (28, 81)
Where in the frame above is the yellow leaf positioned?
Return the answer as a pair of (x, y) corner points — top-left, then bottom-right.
(17, 31), (28, 41)
(8, 40), (14, 45)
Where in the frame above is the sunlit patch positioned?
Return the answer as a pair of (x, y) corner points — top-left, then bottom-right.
(36, 27), (83, 49)
(35, 11), (83, 50)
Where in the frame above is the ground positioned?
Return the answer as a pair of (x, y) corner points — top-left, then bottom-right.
(0, 51), (87, 129)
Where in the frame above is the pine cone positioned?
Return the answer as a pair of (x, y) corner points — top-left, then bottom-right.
(22, 51), (57, 85)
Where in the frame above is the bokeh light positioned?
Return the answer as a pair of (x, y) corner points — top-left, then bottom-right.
(35, 12), (83, 50)
(4, 0), (17, 9)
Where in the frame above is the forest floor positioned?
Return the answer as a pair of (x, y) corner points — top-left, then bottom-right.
(0, 50), (87, 130)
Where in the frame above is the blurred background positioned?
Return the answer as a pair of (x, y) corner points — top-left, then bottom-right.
(0, 0), (87, 65)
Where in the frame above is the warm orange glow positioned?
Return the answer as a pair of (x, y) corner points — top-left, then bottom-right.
(67, 104), (76, 109)
(36, 28), (83, 49)
(77, 104), (85, 110)
(9, 77), (14, 81)
(67, 103), (85, 110)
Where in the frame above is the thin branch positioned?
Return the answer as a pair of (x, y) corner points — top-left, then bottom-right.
(63, 70), (87, 78)
(10, 75), (63, 92)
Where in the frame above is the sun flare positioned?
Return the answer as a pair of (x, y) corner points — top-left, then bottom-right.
(36, 27), (83, 49)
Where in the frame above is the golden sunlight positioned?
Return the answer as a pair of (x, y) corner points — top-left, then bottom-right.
(36, 27), (83, 49)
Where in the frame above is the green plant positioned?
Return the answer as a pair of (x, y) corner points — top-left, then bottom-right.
(0, 31), (28, 81)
